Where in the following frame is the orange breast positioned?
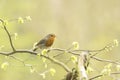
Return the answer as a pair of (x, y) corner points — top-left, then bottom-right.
(45, 37), (55, 47)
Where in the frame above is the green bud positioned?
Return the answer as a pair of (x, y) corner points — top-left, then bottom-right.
(3, 20), (8, 26)
(26, 16), (32, 21)
(72, 42), (79, 50)
(70, 55), (77, 63)
(116, 65), (120, 71)
(101, 68), (111, 76)
(41, 49), (48, 55)
(18, 17), (24, 23)
(86, 67), (94, 74)
(14, 33), (18, 40)
(104, 63), (112, 69)
(40, 73), (46, 79)
(50, 68), (56, 76)
(30, 68), (35, 73)
(113, 39), (119, 47)
(1, 62), (9, 71)
(42, 58), (46, 63)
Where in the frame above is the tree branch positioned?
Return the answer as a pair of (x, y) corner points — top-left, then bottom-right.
(0, 49), (70, 72)
(0, 18), (119, 80)
(0, 19), (16, 51)
(89, 72), (120, 80)
(78, 51), (89, 80)
(92, 56), (120, 65)
(44, 55), (70, 72)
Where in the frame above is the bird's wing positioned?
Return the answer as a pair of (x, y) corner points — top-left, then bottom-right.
(36, 39), (46, 46)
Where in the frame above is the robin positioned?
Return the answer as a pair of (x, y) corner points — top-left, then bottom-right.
(33, 33), (56, 51)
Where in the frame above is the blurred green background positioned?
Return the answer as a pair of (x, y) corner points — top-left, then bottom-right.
(0, 0), (120, 80)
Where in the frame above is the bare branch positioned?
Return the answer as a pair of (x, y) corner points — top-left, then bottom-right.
(50, 48), (80, 55)
(9, 55), (25, 65)
(89, 72), (120, 80)
(0, 18), (119, 80)
(0, 49), (70, 72)
(92, 56), (120, 65)
(44, 55), (70, 72)
(78, 51), (89, 80)
(72, 46), (106, 53)
(0, 19), (16, 51)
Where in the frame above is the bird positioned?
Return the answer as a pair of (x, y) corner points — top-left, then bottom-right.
(33, 33), (56, 51)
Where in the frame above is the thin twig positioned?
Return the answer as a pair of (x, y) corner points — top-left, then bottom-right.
(72, 46), (106, 53)
(0, 19), (16, 51)
(92, 56), (120, 65)
(89, 72), (120, 80)
(0, 18), (119, 80)
(0, 49), (70, 72)
(44, 56), (70, 72)
(50, 48), (80, 55)
(9, 55), (25, 66)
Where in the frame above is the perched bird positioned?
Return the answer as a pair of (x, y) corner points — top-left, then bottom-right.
(33, 34), (56, 51)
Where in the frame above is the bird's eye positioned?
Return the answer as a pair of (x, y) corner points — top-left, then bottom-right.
(51, 34), (55, 37)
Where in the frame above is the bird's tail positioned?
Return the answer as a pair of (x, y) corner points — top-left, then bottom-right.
(33, 47), (38, 51)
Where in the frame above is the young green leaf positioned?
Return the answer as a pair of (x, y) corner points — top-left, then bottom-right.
(116, 65), (120, 71)
(14, 33), (18, 40)
(104, 63), (112, 69)
(30, 68), (35, 73)
(18, 17), (24, 23)
(40, 73), (46, 79)
(41, 49), (48, 55)
(44, 63), (47, 68)
(49, 68), (56, 76)
(25, 16), (32, 21)
(37, 53), (41, 56)
(101, 68), (111, 76)
(3, 20), (8, 26)
(42, 57), (46, 63)
(86, 67), (94, 74)
(1, 62), (9, 70)
(113, 39), (119, 47)
(72, 42), (79, 50)
(70, 55), (77, 63)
